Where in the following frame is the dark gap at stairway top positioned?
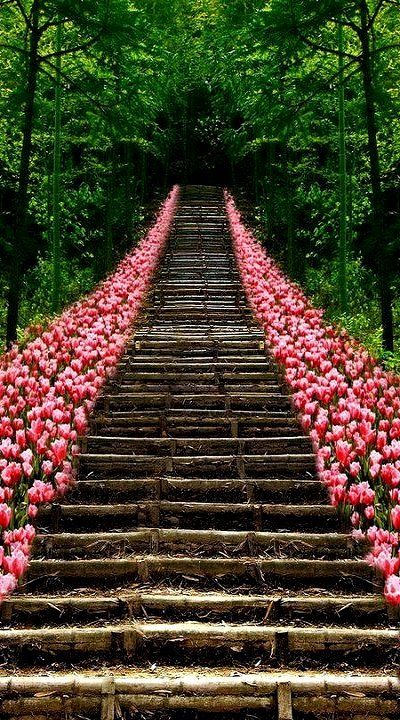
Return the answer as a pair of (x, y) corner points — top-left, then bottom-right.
(149, 185), (259, 337)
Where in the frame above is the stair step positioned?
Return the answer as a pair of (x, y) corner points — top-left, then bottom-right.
(78, 453), (317, 480)
(92, 412), (298, 433)
(34, 529), (364, 559)
(96, 393), (293, 411)
(0, 622), (396, 668)
(112, 371), (279, 381)
(1, 671), (398, 718)
(39, 501), (335, 532)
(118, 364), (277, 375)
(84, 435), (311, 456)
(119, 355), (269, 364)
(2, 591), (387, 626)
(100, 387), (291, 399)
(72, 477), (326, 503)
(26, 556), (375, 593)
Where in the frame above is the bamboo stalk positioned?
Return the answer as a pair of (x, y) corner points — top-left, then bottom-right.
(337, 18), (348, 313)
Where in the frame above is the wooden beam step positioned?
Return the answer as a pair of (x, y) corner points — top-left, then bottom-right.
(84, 436), (311, 456)
(119, 355), (269, 364)
(115, 374), (279, 384)
(34, 529), (364, 559)
(78, 453), (317, 481)
(118, 363), (276, 373)
(0, 622), (396, 667)
(26, 556), (375, 593)
(96, 393), (292, 411)
(92, 410), (292, 420)
(1, 671), (398, 719)
(92, 413), (296, 430)
(93, 422), (301, 440)
(91, 414), (295, 432)
(39, 500), (334, 516)
(112, 371), (278, 382)
(126, 346), (267, 357)
(105, 383), (286, 395)
(72, 477), (326, 503)
(2, 591), (386, 626)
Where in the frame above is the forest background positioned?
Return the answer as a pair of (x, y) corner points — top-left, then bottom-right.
(0, 0), (399, 364)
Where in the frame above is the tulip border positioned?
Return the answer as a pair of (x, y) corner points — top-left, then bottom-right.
(225, 190), (400, 607)
(0, 185), (179, 602)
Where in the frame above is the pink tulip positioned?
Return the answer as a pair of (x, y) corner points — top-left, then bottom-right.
(0, 573), (17, 599)
(384, 574), (400, 605)
(225, 190), (400, 604)
(391, 505), (400, 531)
(0, 504), (11, 529)
(0, 186), (179, 602)
(2, 549), (28, 578)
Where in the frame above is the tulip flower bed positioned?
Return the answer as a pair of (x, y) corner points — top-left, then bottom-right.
(0, 185), (179, 602)
(225, 191), (400, 606)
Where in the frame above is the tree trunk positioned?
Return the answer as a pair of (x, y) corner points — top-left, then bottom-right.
(265, 142), (276, 237)
(348, 152), (353, 251)
(140, 150), (147, 206)
(283, 142), (295, 277)
(253, 149), (259, 204)
(230, 158), (236, 189)
(163, 143), (170, 193)
(6, 0), (41, 345)
(124, 143), (135, 241)
(359, 0), (393, 351)
(104, 145), (117, 273)
(51, 18), (63, 313)
(183, 101), (188, 184)
(338, 19), (348, 314)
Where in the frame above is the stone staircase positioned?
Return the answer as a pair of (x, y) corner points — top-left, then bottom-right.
(0, 186), (398, 719)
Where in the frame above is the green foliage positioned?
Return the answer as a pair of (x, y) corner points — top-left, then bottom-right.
(0, 0), (399, 356)
(304, 257), (383, 354)
(19, 257), (95, 331)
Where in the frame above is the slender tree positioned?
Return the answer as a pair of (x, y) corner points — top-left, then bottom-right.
(1, 0), (114, 344)
(358, 0), (393, 350)
(264, 0), (400, 349)
(6, 0), (41, 345)
(51, 17), (62, 313)
(338, 18), (348, 313)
